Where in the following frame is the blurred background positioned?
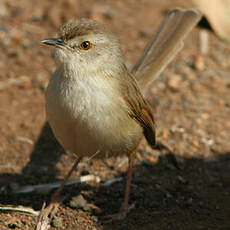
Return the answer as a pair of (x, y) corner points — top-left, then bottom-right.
(0, 0), (230, 229)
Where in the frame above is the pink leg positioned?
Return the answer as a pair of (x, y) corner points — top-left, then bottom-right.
(120, 156), (134, 215)
(50, 156), (82, 209)
(103, 156), (135, 222)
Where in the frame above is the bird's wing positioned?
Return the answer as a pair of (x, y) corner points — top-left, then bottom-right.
(121, 71), (156, 148)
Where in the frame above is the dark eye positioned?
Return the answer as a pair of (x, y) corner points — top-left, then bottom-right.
(80, 41), (91, 50)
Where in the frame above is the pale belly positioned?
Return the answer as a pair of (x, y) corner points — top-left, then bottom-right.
(46, 74), (143, 157)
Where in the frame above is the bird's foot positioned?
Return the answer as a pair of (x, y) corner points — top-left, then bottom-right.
(102, 203), (135, 223)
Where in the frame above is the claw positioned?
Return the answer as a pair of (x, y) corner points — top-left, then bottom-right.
(101, 203), (135, 223)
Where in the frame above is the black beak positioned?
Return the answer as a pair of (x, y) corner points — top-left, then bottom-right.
(41, 38), (66, 47)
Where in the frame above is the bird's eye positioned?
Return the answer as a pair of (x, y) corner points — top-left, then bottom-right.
(80, 41), (91, 50)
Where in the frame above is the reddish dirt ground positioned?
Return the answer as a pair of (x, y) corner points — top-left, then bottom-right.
(0, 0), (230, 229)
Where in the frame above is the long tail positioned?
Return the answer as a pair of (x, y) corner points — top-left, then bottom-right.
(132, 8), (202, 92)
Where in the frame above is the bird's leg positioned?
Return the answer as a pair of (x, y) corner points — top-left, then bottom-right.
(119, 156), (134, 216)
(36, 156), (82, 228)
(49, 156), (83, 214)
(103, 155), (135, 222)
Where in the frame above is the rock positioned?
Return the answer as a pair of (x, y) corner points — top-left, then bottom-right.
(69, 194), (88, 210)
(76, 216), (85, 224)
(167, 74), (183, 91)
(193, 54), (205, 70)
(51, 216), (63, 228)
(200, 137), (214, 146)
(90, 215), (98, 222)
(0, 217), (6, 222)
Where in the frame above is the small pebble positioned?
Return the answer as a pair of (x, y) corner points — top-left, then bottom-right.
(51, 216), (63, 228)
(194, 54), (205, 70)
(91, 215), (98, 222)
(0, 217), (6, 222)
(76, 216), (85, 224)
(167, 74), (182, 91)
(69, 194), (88, 210)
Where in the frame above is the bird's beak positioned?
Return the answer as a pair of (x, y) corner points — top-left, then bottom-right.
(41, 38), (66, 47)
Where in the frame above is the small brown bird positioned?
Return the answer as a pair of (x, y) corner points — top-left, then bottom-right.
(40, 8), (201, 222)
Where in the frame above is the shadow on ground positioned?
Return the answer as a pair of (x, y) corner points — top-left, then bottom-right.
(0, 123), (230, 229)
(0, 123), (63, 185)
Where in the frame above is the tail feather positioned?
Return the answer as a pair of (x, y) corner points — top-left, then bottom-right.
(132, 8), (202, 92)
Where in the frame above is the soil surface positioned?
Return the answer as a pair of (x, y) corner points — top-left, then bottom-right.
(0, 0), (230, 229)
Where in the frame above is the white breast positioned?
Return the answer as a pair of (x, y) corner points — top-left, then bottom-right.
(46, 70), (142, 157)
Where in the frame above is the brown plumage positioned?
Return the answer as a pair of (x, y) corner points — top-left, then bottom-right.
(59, 18), (114, 41)
(121, 67), (156, 149)
(39, 9), (201, 223)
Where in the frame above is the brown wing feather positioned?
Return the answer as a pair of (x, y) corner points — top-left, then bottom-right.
(120, 70), (156, 148)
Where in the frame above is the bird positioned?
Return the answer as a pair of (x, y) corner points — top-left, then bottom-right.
(38, 8), (201, 224)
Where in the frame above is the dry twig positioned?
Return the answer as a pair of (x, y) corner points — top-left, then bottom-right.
(13, 175), (101, 194)
(0, 205), (39, 216)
